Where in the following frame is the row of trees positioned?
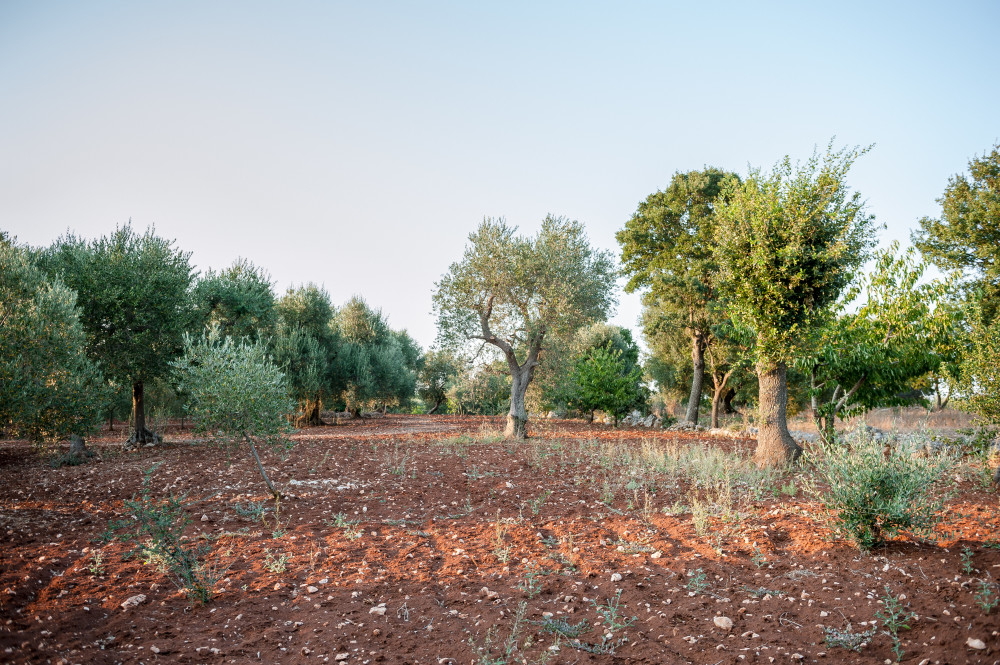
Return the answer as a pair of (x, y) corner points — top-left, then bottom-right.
(433, 142), (998, 467)
(621, 142), (999, 465)
(0, 226), (422, 448)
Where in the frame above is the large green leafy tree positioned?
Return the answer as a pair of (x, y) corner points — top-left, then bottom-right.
(714, 144), (877, 466)
(569, 341), (646, 424)
(335, 296), (421, 414)
(418, 349), (463, 414)
(617, 169), (739, 425)
(275, 283), (339, 425)
(958, 301), (1000, 433)
(190, 258), (277, 342)
(38, 224), (195, 446)
(0, 244), (108, 447)
(912, 143), (1000, 322)
(173, 326), (295, 497)
(434, 216), (616, 438)
(797, 244), (956, 444)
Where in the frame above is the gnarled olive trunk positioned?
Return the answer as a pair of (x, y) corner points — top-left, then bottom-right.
(684, 334), (707, 425)
(504, 366), (530, 439)
(126, 381), (159, 447)
(754, 361), (802, 467)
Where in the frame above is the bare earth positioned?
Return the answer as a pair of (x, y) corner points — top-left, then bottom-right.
(1, 414), (998, 664)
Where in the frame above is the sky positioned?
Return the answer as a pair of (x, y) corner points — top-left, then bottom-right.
(2, 1), (998, 351)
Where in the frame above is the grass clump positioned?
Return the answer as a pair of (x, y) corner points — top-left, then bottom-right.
(807, 427), (955, 550)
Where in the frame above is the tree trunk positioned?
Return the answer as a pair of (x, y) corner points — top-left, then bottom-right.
(245, 434), (280, 498)
(754, 361), (803, 467)
(126, 381), (159, 447)
(68, 434), (90, 457)
(722, 388), (736, 414)
(684, 334), (706, 425)
(710, 369), (734, 429)
(504, 367), (529, 439)
(427, 400), (442, 415)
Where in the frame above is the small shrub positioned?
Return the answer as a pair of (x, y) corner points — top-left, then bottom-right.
(109, 465), (226, 603)
(686, 567), (709, 594)
(824, 625), (876, 652)
(232, 501), (270, 522)
(590, 589), (636, 631)
(876, 586), (916, 662)
(807, 428), (955, 550)
(469, 600), (530, 665)
(263, 549), (290, 574)
(538, 617), (591, 639)
(976, 578), (999, 613)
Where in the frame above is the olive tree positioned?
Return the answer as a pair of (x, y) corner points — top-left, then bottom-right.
(190, 258), (277, 342)
(418, 350), (463, 414)
(275, 283), (338, 425)
(335, 296), (421, 414)
(0, 244), (108, 450)
(37, 224), (194, 446)
(714, 144), (877, 466)
(434, 216), (616, 438)
(172, 326), (295, 497)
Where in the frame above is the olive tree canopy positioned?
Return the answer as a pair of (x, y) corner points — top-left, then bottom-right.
(0, 244), (108, 446)
(37, 224), (194, 447)
(433, 216), (616, 438)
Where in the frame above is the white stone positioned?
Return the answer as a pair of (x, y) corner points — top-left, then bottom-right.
(967, 638), (987, 650)
(611, 573), (623, 582)
(120, 594), (146, 609)
(714, 616), (734, 631)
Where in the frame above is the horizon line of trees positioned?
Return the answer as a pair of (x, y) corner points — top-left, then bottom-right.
(2, 141), (998, 467)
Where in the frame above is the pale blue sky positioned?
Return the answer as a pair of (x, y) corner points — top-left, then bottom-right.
(2, 1), (998, 349)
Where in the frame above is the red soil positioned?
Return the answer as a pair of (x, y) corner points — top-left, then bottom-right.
(1, 415), (998, 664)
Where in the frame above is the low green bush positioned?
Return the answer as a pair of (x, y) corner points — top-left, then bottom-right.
(807, 428), (955, 551)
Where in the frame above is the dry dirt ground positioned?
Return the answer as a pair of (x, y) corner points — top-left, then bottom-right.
(2, 415), (999, 665)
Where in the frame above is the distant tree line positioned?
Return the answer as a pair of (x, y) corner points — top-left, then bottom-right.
(2, 142), (997, 469)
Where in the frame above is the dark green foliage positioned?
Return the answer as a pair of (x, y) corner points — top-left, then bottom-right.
(418, 349), (462, 413)
(618, 169), (739, 424)
(570, 341), (646, 424)
(36, 224), (194, 443)
(0, 243), (108, 442)
(912, 143), (1000, 321)
(190, 258), (277, 341)
(335, 296), (421, 412)
(37, 223), (195, 390)
(275, 284), (339, 423)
